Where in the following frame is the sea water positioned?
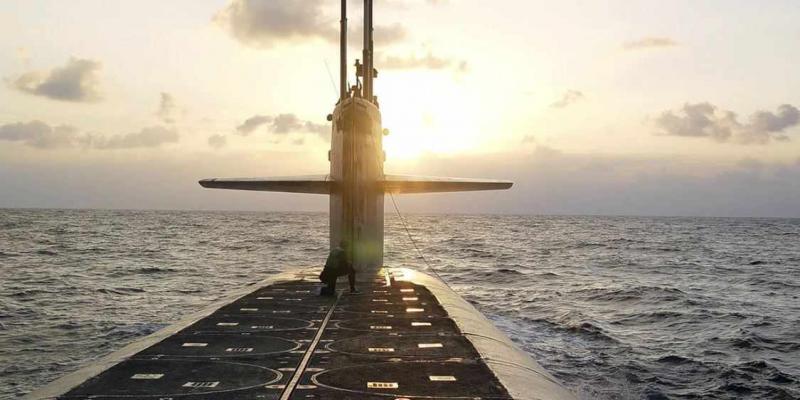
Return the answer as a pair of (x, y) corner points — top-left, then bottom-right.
(1, 209), (798, 399)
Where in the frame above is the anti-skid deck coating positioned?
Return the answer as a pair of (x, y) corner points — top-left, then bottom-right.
(56, 272), (511, 399)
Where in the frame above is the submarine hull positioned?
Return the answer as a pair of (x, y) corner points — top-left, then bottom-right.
(25, 267), (574, 400)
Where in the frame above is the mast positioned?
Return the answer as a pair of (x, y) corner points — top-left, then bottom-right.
(339, 0), (347, 101)
(362, 0), (374, 102)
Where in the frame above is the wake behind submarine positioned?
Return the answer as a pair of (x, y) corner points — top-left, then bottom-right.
(25, 1), (575, 399)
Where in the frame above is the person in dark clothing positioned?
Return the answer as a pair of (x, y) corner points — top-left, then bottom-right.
(319, 240), (357, 296)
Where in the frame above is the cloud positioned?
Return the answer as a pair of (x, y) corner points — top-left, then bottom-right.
(377, 52), (468, 71)
(748, 105), (800, 137)
(550, 90), (584, 108)
(235, 113), (328, 140)
(0, 120), (79, 149)
(3, 141), (800, 217)
(156, 92), (178, 123)
(215, 0), (410, 48)
(655, 103), (800, 144)
(0, 121), (178, 150)
(623, 37), (678, 51)
(236, 115), (272, 135)
(272, 113), (327, 136)
(88, 126), (179, 149)
(7, 57), (102, 102)
(213, 0), (337, 48)
(208, 134), (227, 149)
(350, 22), (408, 45)
(381, 0), (451, 7)
(373, 23), (407, 45)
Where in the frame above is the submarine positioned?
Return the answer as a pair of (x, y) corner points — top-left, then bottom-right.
(25, 1), (576, 399)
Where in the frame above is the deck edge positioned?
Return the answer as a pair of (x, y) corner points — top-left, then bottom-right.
(392, 267), (577, 400)
(23, 269), (312, 400)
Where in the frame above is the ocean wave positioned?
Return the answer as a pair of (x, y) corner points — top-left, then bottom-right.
(655, 355), (695, 365)
(576, 285), (686, 302)
(3, 211), (800, 399)
(35, 249), (58, 256)
(96, 287), (146, 295)
(136, 266), (178, 274)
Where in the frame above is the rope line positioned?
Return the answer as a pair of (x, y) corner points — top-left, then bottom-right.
(388, 192), (454, 290)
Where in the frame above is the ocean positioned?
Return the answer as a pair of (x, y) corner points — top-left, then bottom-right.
(0, 209), (798, 399)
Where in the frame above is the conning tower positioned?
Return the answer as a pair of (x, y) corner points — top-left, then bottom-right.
(200, 0), (512, 274)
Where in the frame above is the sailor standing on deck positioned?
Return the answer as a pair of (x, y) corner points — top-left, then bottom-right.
(320, 240), (358, 296)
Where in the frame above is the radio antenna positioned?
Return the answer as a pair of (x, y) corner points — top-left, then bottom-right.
(362, 0), (374, 102)
(339, 0), (347, 101)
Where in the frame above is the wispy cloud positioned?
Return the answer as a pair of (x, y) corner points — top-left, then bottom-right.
(0, 121), (80, 149)
(236, 115), (272, 135)
(623, 37), (678, 51)
(351, 22), (408, 46)
(377, 52), (468, 72)
(7, 57), (102, 102)
(214, 0), (336, 48)
(86, 126), (179, 149)
(654, 102), (799, 144)
(156, 92), (178, 124)
(214, 0), (409, 48)
(550, 90), (584, 109)
(208, 134), (227, 149)
(0, 120), (178, 149)
(235, 113), (328, 142)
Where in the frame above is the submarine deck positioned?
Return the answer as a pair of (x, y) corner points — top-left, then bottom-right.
(26, 268), (574, 400)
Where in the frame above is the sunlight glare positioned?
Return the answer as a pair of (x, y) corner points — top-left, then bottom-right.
(379, 73), (481, 161)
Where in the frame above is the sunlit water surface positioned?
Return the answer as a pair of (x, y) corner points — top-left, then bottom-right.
(1, 210), (799, 399)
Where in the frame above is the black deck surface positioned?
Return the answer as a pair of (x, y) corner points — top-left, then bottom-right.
(59, 271), (512, 399)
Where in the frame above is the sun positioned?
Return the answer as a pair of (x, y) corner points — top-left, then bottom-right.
(378, 72), (482, 161)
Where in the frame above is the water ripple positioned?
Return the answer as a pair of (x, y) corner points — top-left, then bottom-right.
(0, 210), (798, 399)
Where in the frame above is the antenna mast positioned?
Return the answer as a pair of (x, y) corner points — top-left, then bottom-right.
(339, 0), (347, 101)
(362, 0), (374, 102)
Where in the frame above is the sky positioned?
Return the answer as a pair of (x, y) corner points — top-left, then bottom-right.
(1, 0), (799, 217)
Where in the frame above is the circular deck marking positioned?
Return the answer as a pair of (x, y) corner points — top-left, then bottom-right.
(335, 317), (457, 333)
(136, 334), (300, 358)
(327, 335), (473, 358)
(218, 302), (322, 313)
(189, 316), (314, 333)
(63, 359), (281, 398)
(312, 361), (509, 398)
(336, 303), (445, 316)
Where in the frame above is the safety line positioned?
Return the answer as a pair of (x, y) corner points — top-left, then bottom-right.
(388, 192), (455, 291)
